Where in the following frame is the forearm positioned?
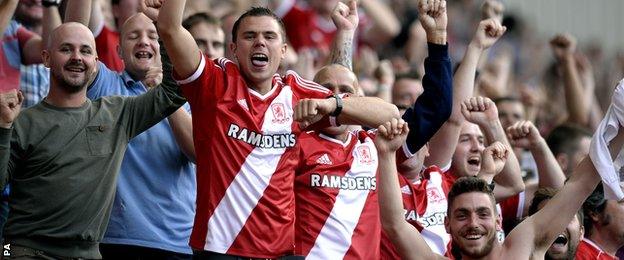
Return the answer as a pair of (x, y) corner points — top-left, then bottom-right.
(404, 43), (452, 154)
(378, 152), (406, 227)
(168, 107), (195, 162)
(64, 0), (93, 26)
(529, 139), (565, 189)
(561, 57), (589, 125)
(338, 97), (400, 127)
(360, 0), (400, 41)
(158, 0), (202, 79)
(481, 120), (525, 196)
(0, 0), (18, 36)
(450, 43), (483, 123)
(329, 29), (355, 70)
(42, 5), (61, 49)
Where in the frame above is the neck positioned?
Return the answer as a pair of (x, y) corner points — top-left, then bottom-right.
(322, 130), (349, 143)
(248, 78), (274, 95)
(45, 82), (87, 108)
(589, 229), (622, 255)
(461, 242), (502, 260)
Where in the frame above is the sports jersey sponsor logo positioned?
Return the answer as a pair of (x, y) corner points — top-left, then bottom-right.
(271, 103), (289, 124)
(310, 173), (376, 191)
(356, 146), (374, 165)
(316, 153), (333, 165)
(403, 210), (446, 227)
(227, 123), (296, 148)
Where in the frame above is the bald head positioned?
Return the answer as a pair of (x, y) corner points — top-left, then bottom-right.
(120, 13), (153, 41)
(44, 22), (98, 94)
(48, 22), (96, 51)
(313, 64), (359, 95)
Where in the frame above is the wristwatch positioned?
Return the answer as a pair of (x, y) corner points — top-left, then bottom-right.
(42, 0), (61, 7)
(330, 94), (343, 117)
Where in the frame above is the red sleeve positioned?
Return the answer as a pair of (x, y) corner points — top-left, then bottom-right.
(95, 26), (124, 72)
(499, 193), (522, 222)
(16, 26), (35, 49)
(174, 54), (229, 109)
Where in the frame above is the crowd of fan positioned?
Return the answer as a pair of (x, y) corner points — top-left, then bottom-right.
(1, 0), (624, 259)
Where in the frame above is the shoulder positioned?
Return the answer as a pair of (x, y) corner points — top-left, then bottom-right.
(282, 70), (331, 97)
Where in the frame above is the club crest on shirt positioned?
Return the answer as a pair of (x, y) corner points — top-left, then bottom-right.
(426, 187), (445, 204)
(271, 103), (289, 124)
(356, 146), (374, 165)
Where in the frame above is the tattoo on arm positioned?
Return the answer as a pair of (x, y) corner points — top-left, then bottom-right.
(330, 40), (353, 70)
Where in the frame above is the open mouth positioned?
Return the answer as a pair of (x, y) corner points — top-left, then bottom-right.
(134, 51), (154, 60)
(251, 53), (269, 67)
(465, 233), (484, 240)
(553, 234), (568, 246)
(467, 156), (481, 167)
(65, 65), (85, 73)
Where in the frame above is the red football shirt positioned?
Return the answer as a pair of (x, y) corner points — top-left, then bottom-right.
(94, 25), (124, 72)
(294, 130), (380, 259)
(576, 238), (619, 260)
(380, 166), (456, 259)
(176, 55), (333, 258)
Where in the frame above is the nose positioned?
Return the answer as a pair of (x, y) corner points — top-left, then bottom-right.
(137, 34), (150, 47)
(253, 35), (267, 48)
(69, 49), (83, 61)
(469, 137), (480, 151)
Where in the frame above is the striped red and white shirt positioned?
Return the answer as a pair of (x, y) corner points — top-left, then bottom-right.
(176, 55), (333, 258)
(293, 130), (380, 259)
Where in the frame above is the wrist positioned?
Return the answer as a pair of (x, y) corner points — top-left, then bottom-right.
(468, 41), (486, 52)
(427, 31), (447, 45)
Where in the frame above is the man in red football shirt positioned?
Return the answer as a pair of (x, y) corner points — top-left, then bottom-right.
(149, 0), (400, 258)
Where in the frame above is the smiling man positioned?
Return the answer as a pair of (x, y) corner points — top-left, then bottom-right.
(0, 22), (186, 259)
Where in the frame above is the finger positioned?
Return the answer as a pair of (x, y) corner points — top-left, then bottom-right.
(390, 118), (399, 135)
(477, 97), (485, 111)
(460, 102), (470, 118)
(306, 99), (316, 119)
(378, 124), (388, 137)
(294, 101), (304, 121)
(348, 0), (358, 14)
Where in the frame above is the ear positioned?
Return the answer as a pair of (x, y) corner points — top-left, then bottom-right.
(444, 216), (451, 234)
(556, 154), (569, 173)
(42, 50), (50, 68)
(579, 224), (585, 238)
(117, 44), (122, 60)
(280, 43), (287, 60)
(588, 211), (601, 223)
(495, 214), (503, 231)
(229, 42), (237, 57)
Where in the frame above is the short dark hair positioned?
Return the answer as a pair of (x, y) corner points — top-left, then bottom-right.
(112, 0), (120, 5)
(582, 183), (608, 236)
(183, 12), (222, 30)
(395, 70), (421, 81)
(529, 187), (584, 225)
(231, 7), (286, 43)
(546, 123), (592, 156)
(447, 177), (496, 216)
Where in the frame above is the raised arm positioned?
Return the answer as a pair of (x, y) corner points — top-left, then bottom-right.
(507, 121), (565, 190)
(64, 0), (104, 33)
(328, 0), (358, 70)
(477, 141), (509, 184)
(0, 90), (24, 191)
(399, 0), (452, 154)
(23, 0), (63, 65)
(375, 119), (446, 260)
(551, 34), (589, 126)
(359, 0), (400, 45)
(426, 18), (505, 167)
(151, 0), (202, 79)
(0, 0), (18, 37)
(461, 96), (525, 201)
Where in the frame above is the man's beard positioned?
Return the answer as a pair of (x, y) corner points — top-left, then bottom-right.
(451, 230), (497, 259)
(53, 62), (89, 93)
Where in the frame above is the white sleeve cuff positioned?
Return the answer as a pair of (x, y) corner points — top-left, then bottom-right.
(176, 55), (206, 85)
